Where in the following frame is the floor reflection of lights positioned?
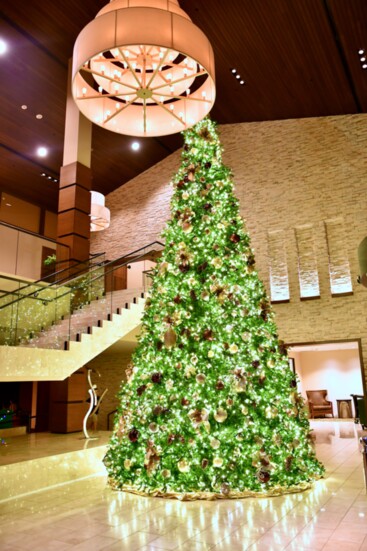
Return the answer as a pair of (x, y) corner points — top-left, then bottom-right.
(0, 421), (365, 551)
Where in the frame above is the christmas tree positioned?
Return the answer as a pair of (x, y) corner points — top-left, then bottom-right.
(104, 118), (324, 499)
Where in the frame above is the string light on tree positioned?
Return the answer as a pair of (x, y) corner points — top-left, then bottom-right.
(104, 118), (324, 500)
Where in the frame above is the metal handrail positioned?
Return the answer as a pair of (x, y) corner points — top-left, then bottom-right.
(0, 241), (163, 311)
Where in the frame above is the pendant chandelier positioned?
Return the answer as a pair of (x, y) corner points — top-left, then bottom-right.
(72, 0), (215, 137)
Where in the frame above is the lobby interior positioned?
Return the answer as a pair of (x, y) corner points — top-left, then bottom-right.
(1, 1), (367, 550)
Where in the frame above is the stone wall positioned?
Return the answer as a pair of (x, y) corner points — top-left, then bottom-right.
(92, 114), (367, 394)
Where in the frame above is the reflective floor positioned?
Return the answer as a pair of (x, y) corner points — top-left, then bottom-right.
(0, 421), (366, 551)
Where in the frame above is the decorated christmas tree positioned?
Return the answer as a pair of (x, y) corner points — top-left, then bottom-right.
(104, 118), (324, 499)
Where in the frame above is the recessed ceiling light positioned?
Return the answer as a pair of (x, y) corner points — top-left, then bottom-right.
(0, 39), (7, 55)
(47, 176), (52, 180)
(363, 64), (367, 69)
(5, 203), (12, 207)
(41, 172), (46, 177)
(240, 80), (245, 85)
(236, 74), (240, 79)
(359, 49), (365, 55)
(21, 105), (27, 110)
(36, 114), (43, 119)
(131, 141), (140, 151)
(37, 146), (48, 157)
(231, 68), (236, 74)
(361, 57), (366, 62)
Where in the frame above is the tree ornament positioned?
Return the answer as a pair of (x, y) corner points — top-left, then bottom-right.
(201, 458), (209, 468)
(162, 469), (171, 478)
(216, 380), (225, 390)
(137, 385), (147, 396)
(221, 483), (230, 495)
(203, 329), (214, 341)
(164, 327), (177, 348)
(182, 222), (193, 233)
(145, 447), (160, 474)
(229, 343), (239, 354)
(257, 470), (270, 484)
(214, 408), (228, 423)
(178, 459), (190, 473)
(149, 422), (158, 433)
(179, 263), (190, 273)
(124, 459), (132, 470)
(210, 438), (220, 449)
(153, 405), (164, 416)
(252, 360), (260, 368)
(230, 233), (241, 243)
(128, 428), (139, 442)
(285, 456), (293, 471)
(151, 372), (163, 384)
(197, 261), (208, 273)
(196, 373), (206, 384)
(213, 457), (223, 467)
(173, 295), (182, 304)
(290, 379), (297, 388)
(181, 397), (189, 406)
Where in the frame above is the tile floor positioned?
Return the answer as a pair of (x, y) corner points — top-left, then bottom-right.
(0, 421), (366, 551)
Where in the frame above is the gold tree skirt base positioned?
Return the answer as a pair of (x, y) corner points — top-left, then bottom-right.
(108, 478), (320, 501)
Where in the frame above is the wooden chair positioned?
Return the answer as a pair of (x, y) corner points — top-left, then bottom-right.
(306, 390), (334, 419)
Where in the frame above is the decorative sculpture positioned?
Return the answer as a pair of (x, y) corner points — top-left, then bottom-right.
(83, 368), (108, 439)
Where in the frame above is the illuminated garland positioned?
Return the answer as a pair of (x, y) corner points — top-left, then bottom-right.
(104, 118), (324, 499)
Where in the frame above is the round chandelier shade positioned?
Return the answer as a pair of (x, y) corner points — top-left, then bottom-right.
(72, 0), (215, 137)
(90, 191), (111, 232)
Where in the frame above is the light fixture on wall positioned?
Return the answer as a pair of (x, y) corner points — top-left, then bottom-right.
(72, 0), (215, 137)
(90, 191), (110, 232)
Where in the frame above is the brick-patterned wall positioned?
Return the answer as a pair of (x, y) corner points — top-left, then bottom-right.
(92, 114), (367, 394)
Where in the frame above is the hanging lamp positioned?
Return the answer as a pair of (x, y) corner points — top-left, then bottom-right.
(72, 0), (215, 137)
(90, 191), (111, 231)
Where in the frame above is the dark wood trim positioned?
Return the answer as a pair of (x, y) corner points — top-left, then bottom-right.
(300, 295), (321, 301)
(271, 299), (290, 304)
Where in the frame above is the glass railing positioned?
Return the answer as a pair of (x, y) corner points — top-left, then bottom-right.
(0, 242), (163, 348)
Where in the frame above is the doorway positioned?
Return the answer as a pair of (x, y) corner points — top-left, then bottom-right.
(288, 340), (366, 421)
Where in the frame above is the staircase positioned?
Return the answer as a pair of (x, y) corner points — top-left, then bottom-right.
(0, 288), (145, 382)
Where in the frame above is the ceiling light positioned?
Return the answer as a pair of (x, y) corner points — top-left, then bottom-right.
(363, 64), (367, 69)
(37, 147), (48, 157)
(90, 191), (110, 231)
(240, 80), (245, 85)
(21, 105), (27, 110)
(36, 114), (43, 119)
(131, 141), (140, 151)
(359, 49), (365, 55)
(231, 68), (236, 73)
(0, 39), (7, 55)
(72, 0), (215, 137)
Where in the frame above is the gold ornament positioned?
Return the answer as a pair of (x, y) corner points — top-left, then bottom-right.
(182, 221), (193, 233)
(229, 343), (239, 354)
(210, 437), (220, 449)
(149, 423), (158, 433)
(267, 359), (275, 368)
(164, 326), (177, 349)
(196, 373), (206, 384)
(214, 408), (228, 423)
(124, 459), (132, 470)
(178, 459), (190, 473)
(241, 405), (249, 415)
(241, 332), (250, 341)
(158, 262), (168, 275)
(208, 350), (214, 358)
(162, 469), (171, 478)
(213, 457), (223, 467)
(182, 192), (189, 200)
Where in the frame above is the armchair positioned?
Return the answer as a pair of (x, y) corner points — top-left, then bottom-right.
(306, 390), (334, 419)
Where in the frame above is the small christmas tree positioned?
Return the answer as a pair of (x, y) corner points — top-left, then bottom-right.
(104, 118), (324, 499)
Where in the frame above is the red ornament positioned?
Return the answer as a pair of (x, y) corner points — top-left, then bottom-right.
(181, 397), (189, 406)
(230, 233), (241, 243)
(258, 470), (270, 483)
(203, 329), (214, 341)
(216, 380), (225, 390)
(137, 385), (146, 396)
(128, 428), (139, 442)
(151, 372), (162, 384)
(173, 295), (182, 304)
